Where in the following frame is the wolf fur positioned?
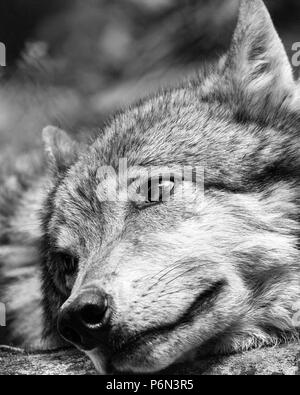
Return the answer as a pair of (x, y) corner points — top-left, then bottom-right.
(0, 0), (299, 373)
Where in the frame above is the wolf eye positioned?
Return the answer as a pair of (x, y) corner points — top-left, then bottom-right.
(139, 177), (175, 205)
(59, 253), (79, 275)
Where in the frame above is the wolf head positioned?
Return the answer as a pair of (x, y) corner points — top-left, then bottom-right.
(40, 0), (300, 373)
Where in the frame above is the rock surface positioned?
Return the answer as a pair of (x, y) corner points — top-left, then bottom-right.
(0, 343), (299, 375)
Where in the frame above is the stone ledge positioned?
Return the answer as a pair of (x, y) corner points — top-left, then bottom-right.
(0, 343), (299, 375)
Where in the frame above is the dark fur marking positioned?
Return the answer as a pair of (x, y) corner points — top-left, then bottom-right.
(39, 179), (69, 340)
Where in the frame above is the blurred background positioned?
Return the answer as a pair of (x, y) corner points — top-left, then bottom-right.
(0, 0), (299, 157)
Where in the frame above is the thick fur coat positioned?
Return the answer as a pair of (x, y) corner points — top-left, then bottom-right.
(0, 0), (299, 373)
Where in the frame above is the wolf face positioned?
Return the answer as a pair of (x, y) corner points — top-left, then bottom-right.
(37, 0), (300, 373)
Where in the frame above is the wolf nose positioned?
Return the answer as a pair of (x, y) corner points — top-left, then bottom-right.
(57, 287), (110, 350)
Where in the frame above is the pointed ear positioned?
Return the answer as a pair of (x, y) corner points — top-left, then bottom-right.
(223, 0), (296, 109)
(42, 126), (82, 175)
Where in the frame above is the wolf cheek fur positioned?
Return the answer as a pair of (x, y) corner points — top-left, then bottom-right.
(2, 0), (300, 373)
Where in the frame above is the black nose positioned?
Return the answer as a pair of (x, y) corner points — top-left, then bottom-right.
(57, 287), (110, 350)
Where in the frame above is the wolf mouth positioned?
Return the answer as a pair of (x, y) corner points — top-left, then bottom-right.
(110, 280), (227, 362)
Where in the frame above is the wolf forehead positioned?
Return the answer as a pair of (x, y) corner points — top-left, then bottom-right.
(45, 96), (223, 205)
(49, 87), (294, 178)
(44, 77), (297, 235)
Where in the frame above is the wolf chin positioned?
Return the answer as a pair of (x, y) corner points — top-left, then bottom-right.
(0, 0), (299, 374)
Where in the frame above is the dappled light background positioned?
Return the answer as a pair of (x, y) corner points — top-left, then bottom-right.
(0, 0), (299, 156)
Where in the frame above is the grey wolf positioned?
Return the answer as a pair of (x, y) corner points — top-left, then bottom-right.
(0, 0), (299, 374)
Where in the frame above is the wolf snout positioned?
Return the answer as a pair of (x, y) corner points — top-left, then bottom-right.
(57, 287), (111, 350)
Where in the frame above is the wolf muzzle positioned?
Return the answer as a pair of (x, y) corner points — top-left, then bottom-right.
(57, 286), (111, 351)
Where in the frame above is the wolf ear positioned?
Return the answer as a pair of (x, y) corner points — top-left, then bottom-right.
(223, 0), (296, 110)
(42, 126), (82, 175)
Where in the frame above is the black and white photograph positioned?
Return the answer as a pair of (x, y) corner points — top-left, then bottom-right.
(0, 0), (299, 379)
